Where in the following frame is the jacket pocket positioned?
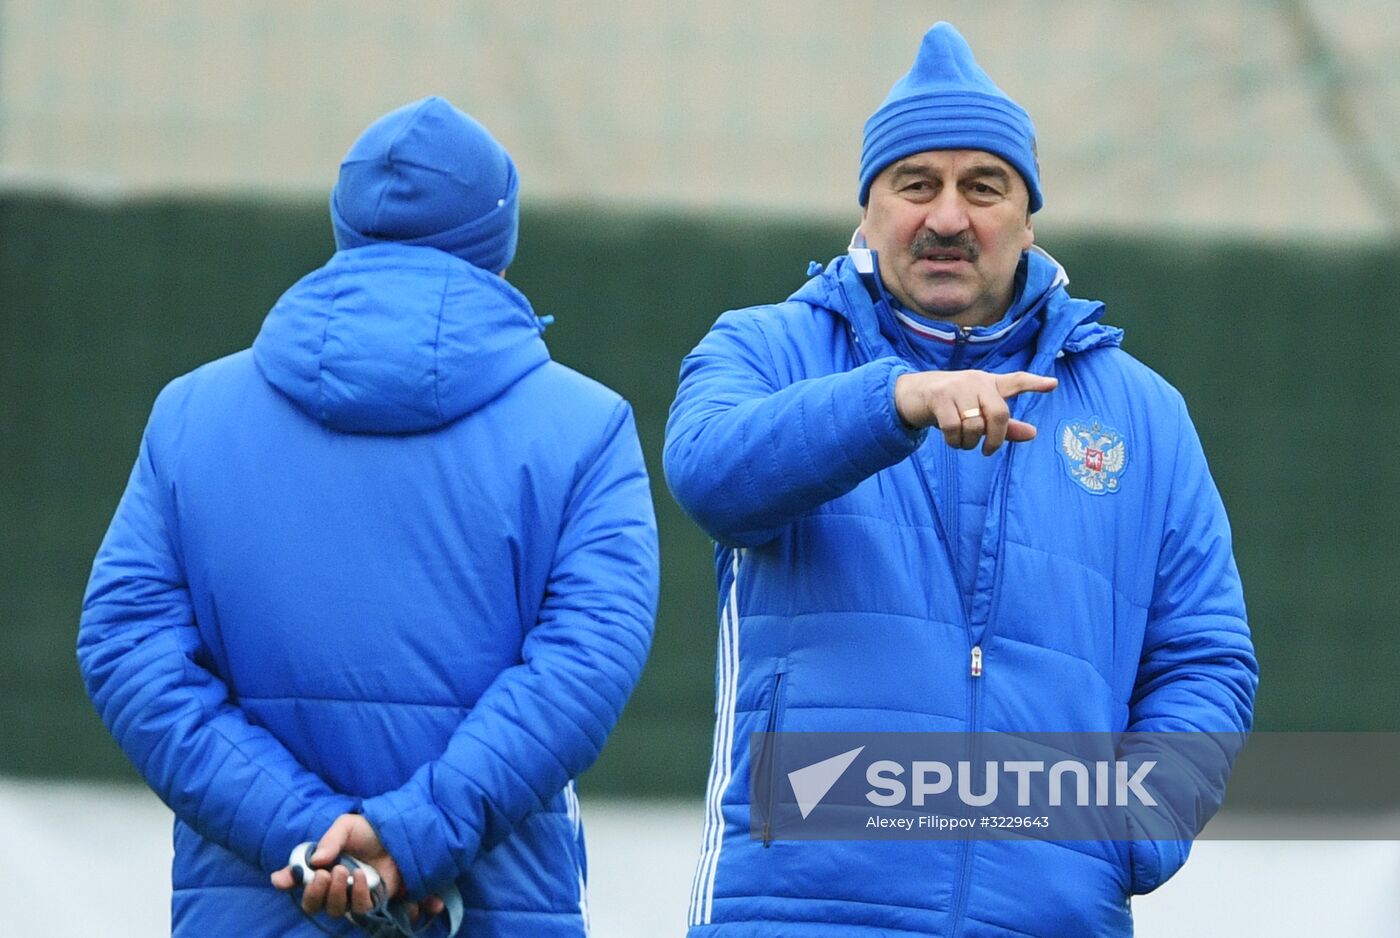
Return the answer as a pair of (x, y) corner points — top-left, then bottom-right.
(754, 669), (788, 846)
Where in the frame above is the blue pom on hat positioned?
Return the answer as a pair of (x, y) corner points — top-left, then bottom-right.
(330, 96), (519, 272)
(859, 22), (1042, 213)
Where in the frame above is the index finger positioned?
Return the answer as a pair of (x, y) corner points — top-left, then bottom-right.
(993, 371), (1058, 398)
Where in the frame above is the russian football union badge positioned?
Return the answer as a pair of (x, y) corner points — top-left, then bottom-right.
(1057, 417), (1127, 495)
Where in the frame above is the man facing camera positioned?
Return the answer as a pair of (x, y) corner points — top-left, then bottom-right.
(665, 23), (1256, 937)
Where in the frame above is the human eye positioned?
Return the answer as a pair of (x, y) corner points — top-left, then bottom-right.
(967, 181), (1004, 202)
(900, 179), (934, 199)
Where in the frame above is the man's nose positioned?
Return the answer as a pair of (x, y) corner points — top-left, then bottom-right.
(924, 191), (970, 237)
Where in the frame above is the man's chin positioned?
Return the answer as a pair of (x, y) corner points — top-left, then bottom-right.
(907, 293), (974, 322)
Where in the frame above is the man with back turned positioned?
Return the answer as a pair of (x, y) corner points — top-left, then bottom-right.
(79, 96), (658, 936)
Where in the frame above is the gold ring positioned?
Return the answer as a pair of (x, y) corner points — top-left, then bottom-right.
(961, 407), (982, 421)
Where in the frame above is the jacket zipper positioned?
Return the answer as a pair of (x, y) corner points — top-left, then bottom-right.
(951, 410), (1025, 938)
(854, 290), (985, 933)
(948, 325), (972, 370)
(760, 671), (786, 847)
(946, 325), (974, 623)
(943, 325), (987, 938)
(951, 646), (987, 937)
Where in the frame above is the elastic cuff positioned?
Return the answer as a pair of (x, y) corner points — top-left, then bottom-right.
(865, 357), (927, 454)
(362, 789), (441, 899)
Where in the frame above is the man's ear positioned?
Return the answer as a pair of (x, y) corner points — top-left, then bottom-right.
(1021, 213), (1035, 250)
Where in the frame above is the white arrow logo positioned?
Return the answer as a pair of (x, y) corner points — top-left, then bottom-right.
(787, 746), (865, 819)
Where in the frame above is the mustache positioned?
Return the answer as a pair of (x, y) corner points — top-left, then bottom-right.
(910, 231), (978, 261)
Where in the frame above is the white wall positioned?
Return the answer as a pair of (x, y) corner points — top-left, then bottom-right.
(3, 1), (1398, 236)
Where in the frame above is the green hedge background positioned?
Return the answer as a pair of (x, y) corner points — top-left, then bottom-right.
(3, 194), (1396, 797)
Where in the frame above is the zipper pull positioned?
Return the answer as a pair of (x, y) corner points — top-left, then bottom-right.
(950, 325), (972, 368)
(970, 645), (983, 678)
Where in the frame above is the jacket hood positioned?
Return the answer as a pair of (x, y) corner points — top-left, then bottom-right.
(790, 247), (1121, 371)
(253, 243), (550, 433)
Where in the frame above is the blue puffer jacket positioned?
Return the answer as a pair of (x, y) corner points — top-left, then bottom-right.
(78, 243), (659, 937)
(665, 250), (1257, 937)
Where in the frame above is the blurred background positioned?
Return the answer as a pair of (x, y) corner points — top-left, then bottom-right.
(3, 1), (1398, 934)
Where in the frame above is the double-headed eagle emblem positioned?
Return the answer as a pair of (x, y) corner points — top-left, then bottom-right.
(1057, 418), (1127, 495)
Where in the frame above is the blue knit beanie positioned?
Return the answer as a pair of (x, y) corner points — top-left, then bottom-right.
(330, 96), (519, 272)
(859, 22), (1042, 213)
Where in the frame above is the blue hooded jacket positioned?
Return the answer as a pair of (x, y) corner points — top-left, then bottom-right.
(664, 249), (1257, 937)
(78, 242), (659, 937)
